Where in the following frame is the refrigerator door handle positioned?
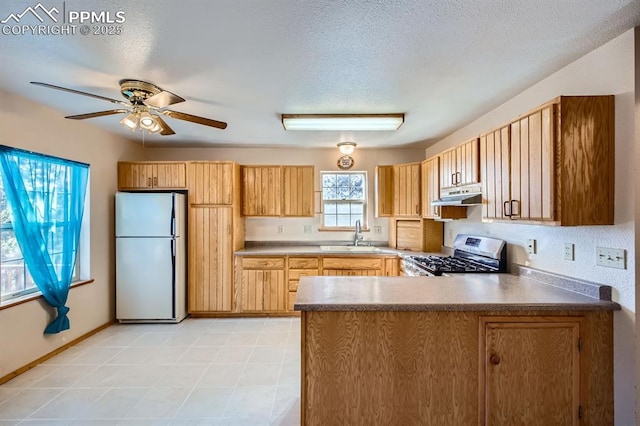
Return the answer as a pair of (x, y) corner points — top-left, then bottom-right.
(172, 239), (176, 257)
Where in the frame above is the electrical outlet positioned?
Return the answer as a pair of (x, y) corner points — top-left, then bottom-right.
(596, 247), (625, 269)
(304, 225), (312, 234)
(278, 226), (284, 234)
(374, 226), (382, 234)
(526, 239), (536, 255)
(564, 243), (574, 261)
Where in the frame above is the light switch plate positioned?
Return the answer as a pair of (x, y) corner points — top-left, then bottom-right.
(304, 225), (312, 234)
(278, 226), (284, 234)
(374, 226), (382, 234)
(596, 247), (625, 269)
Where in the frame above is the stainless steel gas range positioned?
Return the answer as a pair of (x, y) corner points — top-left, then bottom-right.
(403, 234), (507, 277)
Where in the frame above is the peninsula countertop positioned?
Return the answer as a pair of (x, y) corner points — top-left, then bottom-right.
(293, 273), (621, 312)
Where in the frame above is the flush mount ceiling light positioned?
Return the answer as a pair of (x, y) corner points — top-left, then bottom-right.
(337, 142), (357, 155)
(281, 114), (404, 131)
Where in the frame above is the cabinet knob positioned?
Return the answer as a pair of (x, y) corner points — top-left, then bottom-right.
(490, 354), (501, 365)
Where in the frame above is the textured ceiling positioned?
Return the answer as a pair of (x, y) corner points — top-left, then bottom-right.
(0, 0), (638, 148)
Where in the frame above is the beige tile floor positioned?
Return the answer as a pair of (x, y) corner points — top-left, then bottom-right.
(0, 317), (301, 425)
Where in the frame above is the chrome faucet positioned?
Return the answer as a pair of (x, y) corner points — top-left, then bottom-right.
(354, 219), (364, 246)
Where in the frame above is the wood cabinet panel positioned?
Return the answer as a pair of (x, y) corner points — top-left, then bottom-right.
(421, 157), (467, 221)
(375, 165), (394, 217)
(118, 162), (186, 190)
(188, 162), (235, 205)
(440, 138), (479, 190)
(241, 257), (286, 269)
(322, 257), (384, 270)
(282, 166), (314, 217)
(393, 163), (421, 217)
(481, 96), (614, 225)
(288, 257), (319, 269)
(241, 166), (282, 216)
(240, 268), (286, 312)
(288, 269), (319, 282)
(188, 207), (233, 313)
(480, 317), (580, 426)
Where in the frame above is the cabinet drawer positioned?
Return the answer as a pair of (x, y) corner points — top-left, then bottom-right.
(289, 257), (319, 269)
(288, 280), (299, 291)
(288, 269), (319, 281)
(241, 257), (285, 269)
(322, 257), (384, 270)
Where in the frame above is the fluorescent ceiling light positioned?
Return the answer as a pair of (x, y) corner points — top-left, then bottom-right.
(281, 114), (404, 131)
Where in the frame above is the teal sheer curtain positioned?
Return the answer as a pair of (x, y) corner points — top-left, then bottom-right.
(0, 146), (88, 334)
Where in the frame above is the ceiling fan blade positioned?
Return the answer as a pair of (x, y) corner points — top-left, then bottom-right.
(161, 110), (227, 129)
(65, 109), (130, 120)
(144, 90), (185, 108)
(154, 115), (176, 135)
(31, 82), (130, 106)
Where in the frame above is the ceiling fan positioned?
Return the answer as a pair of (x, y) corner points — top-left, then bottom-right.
(30, 79), (227, 136)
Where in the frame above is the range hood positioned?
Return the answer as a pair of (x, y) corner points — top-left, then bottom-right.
(431, 184), (483, 206)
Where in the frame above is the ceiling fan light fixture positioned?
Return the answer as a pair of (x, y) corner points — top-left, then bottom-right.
(281, 114), (404, 131)
(139, 111), (156, 129)
(120, 113), (140, 131)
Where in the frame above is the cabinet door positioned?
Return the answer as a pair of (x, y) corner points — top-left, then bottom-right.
(240, 269), (286, 312)
(188, 162), (234, 205)
(421, 157), (440, 219)
(457, 138), (480, 186)
(439, 149), (455, 189)
(394, 163), (421, 217)
(480, 317), (580, 426)
(188, 207), (233, 312)
(242, 166), (282, 216)
(480, 126), (510, 220)
(118, 162), (153, 189)
(375, 165), (394, 217)
(154, 163), (187, 189)
(510, 105), (555, 221)
(282, 166), (314, 217)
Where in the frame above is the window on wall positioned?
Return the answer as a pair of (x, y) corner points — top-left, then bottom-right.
(0, 156), (87, 303)
(321, 171), (367, 229)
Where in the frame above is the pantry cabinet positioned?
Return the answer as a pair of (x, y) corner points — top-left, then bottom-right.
(439, 138), (479, 190)
(480, 96), (614, 225)
(188, 207), (234, 312)
(479, 316), (581, 425)
(393, 162), (421, 218)
(118, 161), (187, 190)
(187, 161), (236, 205)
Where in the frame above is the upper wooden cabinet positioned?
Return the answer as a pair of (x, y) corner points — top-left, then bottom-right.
(241, 166), (282, 216)
(421, 157), (467, 221)
(282, 166), (314, 217)
(481, 96), (614, 225)
(393, 162), (421, 218)
(375, 165), (394, 217)
(118, 161), (186, 190)
(187, 162), (237, 206)
(439, 138), (479, 190)
(241, 165), (314, 217)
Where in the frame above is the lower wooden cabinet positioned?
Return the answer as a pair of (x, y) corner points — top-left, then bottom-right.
(287, 257), (320, 311)
(237, 257), (286, 312)
(322, 257), (385, 276)
(480, 316), (581, 426)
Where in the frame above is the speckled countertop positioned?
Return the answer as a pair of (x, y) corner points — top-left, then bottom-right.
(234, 245), (404, 256)
(293, 274), (621, 312)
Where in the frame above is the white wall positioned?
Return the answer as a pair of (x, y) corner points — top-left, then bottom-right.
(426, 30), (636, 424)
(146, 147), (423, 244)
(0, 89), (143, 377)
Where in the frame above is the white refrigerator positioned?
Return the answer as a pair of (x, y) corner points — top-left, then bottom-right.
(115, 192), (187, 323)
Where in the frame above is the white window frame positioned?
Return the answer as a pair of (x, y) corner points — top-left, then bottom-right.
(320, 171), (367, 230)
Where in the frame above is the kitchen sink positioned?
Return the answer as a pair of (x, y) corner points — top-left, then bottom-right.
(319, 245), (380, 252)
